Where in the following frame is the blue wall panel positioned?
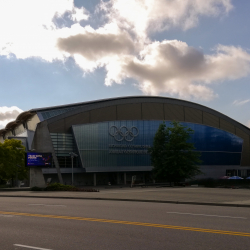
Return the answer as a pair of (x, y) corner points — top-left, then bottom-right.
(72, 121), (243, 171)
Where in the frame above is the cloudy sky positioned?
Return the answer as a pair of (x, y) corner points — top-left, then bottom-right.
(0, 0), (250, 129)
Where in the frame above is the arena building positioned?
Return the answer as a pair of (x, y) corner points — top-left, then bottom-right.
(1, 96), (250, 187)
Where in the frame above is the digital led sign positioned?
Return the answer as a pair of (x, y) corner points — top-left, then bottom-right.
(26, 152), (52, 167)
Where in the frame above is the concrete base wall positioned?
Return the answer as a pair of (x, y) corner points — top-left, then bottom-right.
(196, 165), (249, 179)
(43, 171), (149, 186)
(41, 166), (250, 186)
(30, 168), (46, 188)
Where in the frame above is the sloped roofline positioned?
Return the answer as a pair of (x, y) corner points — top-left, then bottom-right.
(1, 96), (250, 135)
(38, 95), (250, 134)
(30, 95), (206, 112)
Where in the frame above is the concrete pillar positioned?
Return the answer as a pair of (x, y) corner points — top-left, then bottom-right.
(30, 167), (46, 188)
(31, 121), (63, 184)
(93, 173), (96, 186)
(52, 151), (64, 185)
(124, 172), (126, 185)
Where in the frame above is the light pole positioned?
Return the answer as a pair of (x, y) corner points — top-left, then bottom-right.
(69, 152), (78, 186)
(28, 149), (36, 188)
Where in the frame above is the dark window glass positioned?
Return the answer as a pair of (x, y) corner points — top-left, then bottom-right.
(72, 121), (243, 170)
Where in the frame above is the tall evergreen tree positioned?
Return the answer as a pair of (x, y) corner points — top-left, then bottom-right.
(149, 121), (202, 182)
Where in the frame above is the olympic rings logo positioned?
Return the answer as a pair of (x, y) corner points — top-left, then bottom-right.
(109, 126), (139, 142)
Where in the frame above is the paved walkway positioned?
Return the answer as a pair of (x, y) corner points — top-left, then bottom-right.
(1, 186), (250, 207)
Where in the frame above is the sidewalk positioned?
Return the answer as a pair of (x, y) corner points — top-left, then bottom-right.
(1, 186), (250, 207)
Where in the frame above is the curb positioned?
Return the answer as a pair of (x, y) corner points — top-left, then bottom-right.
(0, 194), (250, 208)
(0, 188), (30, 192)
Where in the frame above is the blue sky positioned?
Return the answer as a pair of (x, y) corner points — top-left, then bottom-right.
(0, 0), (250, 128)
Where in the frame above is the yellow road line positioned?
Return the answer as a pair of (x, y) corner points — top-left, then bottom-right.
(0, 210), (249, 237)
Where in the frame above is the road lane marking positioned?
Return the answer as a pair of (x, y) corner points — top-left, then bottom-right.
(13, 244), (52, 250)
(28, 204), (66, 207)
(28, 204), (45, 206)
(0, 214), (13, 217)
(45, 205), (66, 207)
(1, 211), (250, 237)
(167, 212), (247, 219)
(102, 187), (201, 194)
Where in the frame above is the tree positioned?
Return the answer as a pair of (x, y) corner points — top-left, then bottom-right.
(0, 139), (27, 185)
(149, 121), (202, 183)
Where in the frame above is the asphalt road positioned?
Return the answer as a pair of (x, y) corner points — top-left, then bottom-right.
(0, 197), (250, 250)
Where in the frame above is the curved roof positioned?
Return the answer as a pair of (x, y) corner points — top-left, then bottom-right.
(0, 111), (36, 136)
(43, 95), (250, 134)
(5, 120), (19, 130)
(1, 95), (250, 137)
(16, 111), (35, 121)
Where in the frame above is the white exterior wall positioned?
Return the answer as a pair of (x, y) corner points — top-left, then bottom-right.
(5, 131), (13, 138)
(27, 114), (40, 131)
(14, 123), (26, 136)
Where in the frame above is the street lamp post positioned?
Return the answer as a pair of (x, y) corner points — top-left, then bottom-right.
(69, 152), (78, 186)
(28, 149), (36, 188)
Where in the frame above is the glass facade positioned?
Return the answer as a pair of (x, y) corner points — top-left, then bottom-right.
(39, 107), (77, 120)
(72, 121), (243, 172)
(50, 133), (79, 168)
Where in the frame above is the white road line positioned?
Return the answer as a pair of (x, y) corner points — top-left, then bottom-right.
(102, 188), (201, 194)
(167, 212), (247, 219)
(28, 204), (45, 206)
(13, 244), (52, 250)
(28, 204), (66, 207)
(45, 205), (66, 207)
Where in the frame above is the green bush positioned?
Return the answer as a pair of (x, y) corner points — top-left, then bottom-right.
(45, 183), (75, 191)
(31, 183), (100, 192)
(31, 186), (44, 191)
(76, 188), (99, 192)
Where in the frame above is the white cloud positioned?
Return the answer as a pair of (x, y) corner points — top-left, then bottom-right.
(2, 0), (250, 101)
(100, 0), (233, 38)
(70, 7), (89, 22)
(0, 0), (231, 61)
(57, 23), (136, 71)
(0, 0), (88, 61)
(103, 41), (250, 100)
(233, 99), (250, 106)
(0, 106), (23, 129)
(58, 30), (134, 61)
